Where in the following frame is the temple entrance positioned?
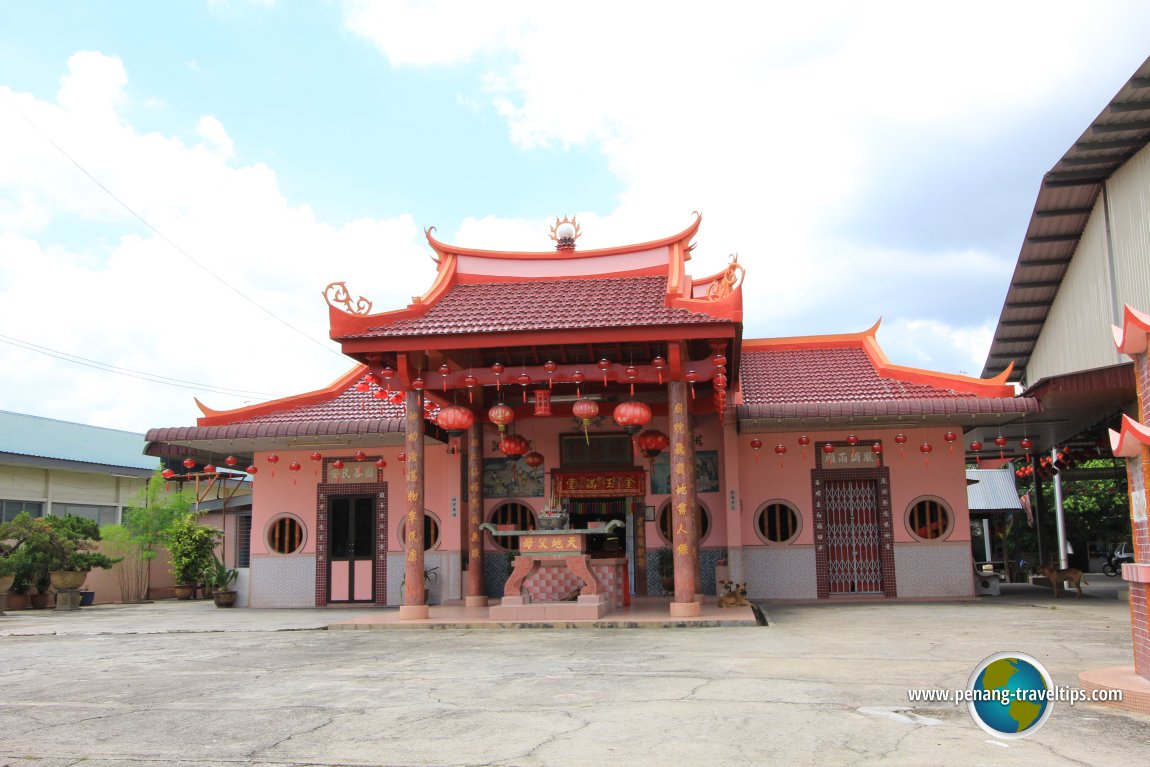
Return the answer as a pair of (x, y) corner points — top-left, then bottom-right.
(566, 496), (640, 596)
(328, 495), (375, 603)
(824, 479), (883, 594)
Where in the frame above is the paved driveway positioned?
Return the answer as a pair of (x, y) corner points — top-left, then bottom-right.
(1, 586), (1148, 766)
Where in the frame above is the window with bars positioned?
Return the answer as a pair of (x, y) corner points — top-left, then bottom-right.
(906, 498), (952, 541)
(267, 514), (305, 554)
(236, 514), (252, 567)
(397, 511), (441, 550)
(52, 503), (118, 526)
(488, 502), (536, 551)
(657, 502), (710, 544)
(755, 501), (800, 544)
(1, 500), (44, 523)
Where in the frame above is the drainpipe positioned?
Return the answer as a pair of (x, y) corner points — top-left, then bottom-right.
(1052, 448), (1068, 569)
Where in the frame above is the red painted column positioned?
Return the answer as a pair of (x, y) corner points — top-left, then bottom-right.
(400, 389), (428, 619)
(1127, 351), (1150, 679)
(668, 379), (700, 617)
(465, 420), (488, 606)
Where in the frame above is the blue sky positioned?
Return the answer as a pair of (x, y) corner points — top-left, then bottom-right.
(1, 1), (1149, 432)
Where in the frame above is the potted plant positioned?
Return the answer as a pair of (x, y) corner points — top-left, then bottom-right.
(0, 556), (14, 614)
(209, 555), (239, 608)
(163, 514), (220, 599)
(0, 513), (118, 609)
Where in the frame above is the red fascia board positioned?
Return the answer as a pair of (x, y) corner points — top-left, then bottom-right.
(452, 263), (670, 284)
(339, 324), (738, 356)
(195, 366), (367, 427)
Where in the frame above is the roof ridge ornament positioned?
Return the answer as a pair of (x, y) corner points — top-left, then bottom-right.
(549, 215), (581, 251)
(707, 253), (745, 301)
(324, 281), (373, 315)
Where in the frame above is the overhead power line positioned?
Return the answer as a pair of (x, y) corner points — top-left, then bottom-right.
(0, 333), (285, 399)
(0, 89), (345, 359)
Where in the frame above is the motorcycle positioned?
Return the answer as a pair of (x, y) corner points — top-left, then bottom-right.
(1102, 543), (1135, 577)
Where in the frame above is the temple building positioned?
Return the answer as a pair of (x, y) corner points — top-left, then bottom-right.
(146, 214), (1035, 617)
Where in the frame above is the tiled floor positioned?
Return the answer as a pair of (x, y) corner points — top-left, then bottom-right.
(327, 596), (761, 629)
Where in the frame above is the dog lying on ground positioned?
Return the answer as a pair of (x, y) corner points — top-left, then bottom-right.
(1037, 564), (1087, 598)
(718, 582), (751, 608)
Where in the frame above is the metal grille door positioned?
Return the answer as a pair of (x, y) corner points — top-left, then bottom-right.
(825, 479), (882, 594)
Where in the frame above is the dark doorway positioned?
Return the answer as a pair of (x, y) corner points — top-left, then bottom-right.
(329, 495), (375, 602)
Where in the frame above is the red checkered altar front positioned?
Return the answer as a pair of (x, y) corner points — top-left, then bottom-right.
(523, 559), (626, 608)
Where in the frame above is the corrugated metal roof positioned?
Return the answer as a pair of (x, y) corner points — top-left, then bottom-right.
(0, 410), (158, 471)
(966, 469), (1024, 513)
(983, 55), (1150, 381)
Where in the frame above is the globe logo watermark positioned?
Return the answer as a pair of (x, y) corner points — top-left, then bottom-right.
(966, 651), (1054, 738)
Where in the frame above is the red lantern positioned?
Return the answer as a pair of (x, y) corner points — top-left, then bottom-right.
(970, 440), (983, 467)
(994, 435), (1007, 459)
(712, 352), (727, 368)
(713, 373), (728, 390)
(871, 442), (883, 455)
(571, 369), (586, 396)
(822, 442), (835, 454)
(500, 433), (530, 459)
(289, 461), (301, 471)
(375, 457), (387, 470)
(625, 366), (639, 395)
(182, 457), (196, 469)
(612, 400), (652, 435)
(364, 373), (380, 386)
(773, 443), (787, 469)
(389, 391), (404, 405)
(310, 451), (323, 462)
(943, 431), (957, 453)
(637, 429), (669, 461)
(572, 398), (599, 443)
(652, 356), (666, 384)
(204, 463), (217, 474)
(437, 405), (476, 438)
(225, 455), (238, 467)
(411, 376), (425, 391)
(516, 372), (531, 402)
(162, 468), (176, 479)
(846, 434), (859, 446)
(354, 450), (367, 461)
(398, 452), (406, 463)
(920, 442), (933, 466)
(598, 358), (612, 385)
(524, 451), (544, 468)
(1020, 437), (1034, 452)
(543, 360), (558, 388)
(534, 389), (552, 416)
(750, 438), (763, 463)
(490, 362), (504, 391)
(246, 465), (258, 476)
(894, 433), (908, 445)
(381, 365), (395, 391)
(488, 403), (514, 435)
(355, 381), (369, 393)
(685, 369), (698, 399)
(332, 459), (344, 471)
(798, 435), (811, 447)
(438, 363), (451, 391)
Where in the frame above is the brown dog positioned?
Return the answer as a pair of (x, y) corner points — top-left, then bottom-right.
(718, 582), (751, 608)
(1038, 564), (1087, 598)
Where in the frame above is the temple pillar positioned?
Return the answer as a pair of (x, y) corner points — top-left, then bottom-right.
(668, 380), (700, 617)
(400, 389), (428, 619)
(1126, 349), (1150, 679)
(465, 420), (488, 606)
(721, 414), (744, 586)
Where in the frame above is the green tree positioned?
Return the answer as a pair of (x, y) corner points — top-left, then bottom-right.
(107, 470), (195, 601)
(164, 514), (221, 587)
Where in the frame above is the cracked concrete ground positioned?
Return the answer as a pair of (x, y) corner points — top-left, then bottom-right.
(1, 586), (1148, 766)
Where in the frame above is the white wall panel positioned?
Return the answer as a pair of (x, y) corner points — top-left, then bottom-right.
(1110, 144), (1150, 314)
(1028, 203), (1122, 383)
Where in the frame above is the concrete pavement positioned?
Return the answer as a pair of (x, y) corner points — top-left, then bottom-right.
(1, 582), (1148, 766)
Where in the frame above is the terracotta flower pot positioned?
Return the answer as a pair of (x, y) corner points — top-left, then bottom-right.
(212, 590), (237, 608)
(173, 585), (195, 600)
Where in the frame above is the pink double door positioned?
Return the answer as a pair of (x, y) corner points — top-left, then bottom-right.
(328, 495), (375, 603)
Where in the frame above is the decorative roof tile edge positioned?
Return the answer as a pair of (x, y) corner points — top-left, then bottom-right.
(1112, 303), (1150, 356)
(1110, 414), (1150, 458)
(737, 396), (1040, 420)
(194, 365), (369, 427)
(741, 318), (1015, 397)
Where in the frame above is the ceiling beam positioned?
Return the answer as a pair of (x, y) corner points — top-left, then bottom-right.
(1004, 301), (1051, 309)
(999, 319), (1044, 327)
(1092, 118), (1150, 133)
(1011, 280), (1062, 289)
(1043, 172), (1108, 187)
(1074, 137), (1146, 151)
(1025, 233), (1080, 244)
(1034, 207), (1093, 218)
(1058, 155), (1128, 166)
(1018, 256), (1072, 266)
(1108, 100), (1150, 113)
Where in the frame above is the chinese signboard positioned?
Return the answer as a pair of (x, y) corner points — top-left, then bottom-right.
(820, 446), (881, 469)
(552, 470), (646, 498)
(519, 534), (586, 555)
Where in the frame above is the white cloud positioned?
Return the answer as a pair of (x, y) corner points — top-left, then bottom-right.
(0, 51), (435, 431)
(344, 0), (1150, 377)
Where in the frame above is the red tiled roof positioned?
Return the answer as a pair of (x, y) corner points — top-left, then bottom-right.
(242, 380), (405, 424)
(741, 346), (988, 404)
(340, 276), (729, 339)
